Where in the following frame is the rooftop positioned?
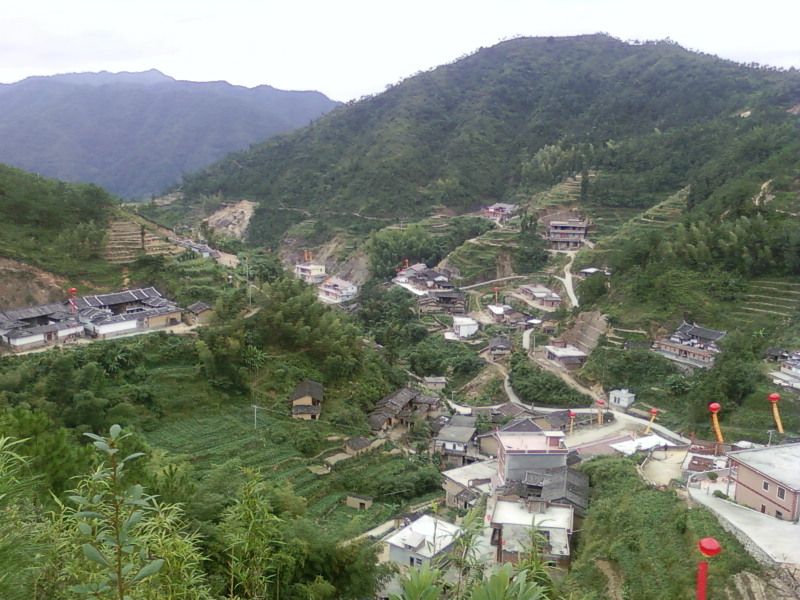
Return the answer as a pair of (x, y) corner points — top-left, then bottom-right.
(437, 424), (477, 444)
(544, 345), (587, 359)
(675, 321), (727, 342)
(490, 498), (573, 531)
(385, 515), (462, 558)
(496, 431), (565, 452)
(728, 443), (800, 490)
(442, 459), (497, 489)
(290, 380), (324, 403)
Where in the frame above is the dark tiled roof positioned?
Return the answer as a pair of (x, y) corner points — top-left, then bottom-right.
(346, 437), (371, 451)
(73, 287), (162, 310)
(490, 336), (512, 350)
(5, 320), (82, 338)
(290, 380), (324, 403)
(436, 425), (477, 444)
(187, 301), (212, 314)
(523, 467), (590, 515)
(448, 415), (477, 428)
(292, 405), (321, 415)
(0, 302), (65, 322)
(500, 417), (543, 433)
(368, 411), (391, 430)
(676, 321), (726, 342)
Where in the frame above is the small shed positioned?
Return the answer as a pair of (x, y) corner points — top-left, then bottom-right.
(609, 389), (636, 409)
(345, 494), (374, 510)
(186, 301), (214, 325)
(345, 436), (372, 456)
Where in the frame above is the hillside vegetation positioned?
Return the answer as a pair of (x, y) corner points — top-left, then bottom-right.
(0, 70), (339, 198)
(177, 34), (800, 248)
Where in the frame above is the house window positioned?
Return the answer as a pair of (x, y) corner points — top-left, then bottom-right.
(777, 487), (786, 500)
(762, 481), (769, 492)
(409, 556), (415, 566)
(776, 510), (784, 520)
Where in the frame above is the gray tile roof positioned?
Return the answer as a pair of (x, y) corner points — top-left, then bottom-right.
(290, 380), (324, 403)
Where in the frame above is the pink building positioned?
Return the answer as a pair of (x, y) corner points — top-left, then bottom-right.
(728, 443), (800, 521)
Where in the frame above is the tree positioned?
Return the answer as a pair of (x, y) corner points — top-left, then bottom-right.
(44, 425), (212, 600)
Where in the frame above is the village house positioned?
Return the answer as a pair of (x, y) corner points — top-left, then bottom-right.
(495, 429), (568, 486)
(317, 276), (358, 304)
(393, 264), (453, 295)
(345, 494), (374, 511)
(728, 443), (800, 522)
(289, 380), (324, 421)
(368, 387), (440, 432)
(512, 468), (590, 519)
(609, 389), (636, 410)
(519, 284), (561, 311)
(0, 287), (183, 350)
(422, 376), (448, 392)
(385, 515), (462, 569)
(489, 336), (512, 359)
(441, 459), (497, 509)
(544, 340), (588, 369)
(478, 417), (542, 457)
(294, 262), (327, 284)
(185, 301), (214, 325)
(488, 496), (574, 566)
(481, 202), (518, 223)
(547, 218), (589, 250)
(344, 436), (372, 456)
(652, 321), (726, 369)
(421, 290), (466, 315)
(451, 316), (479, 340)
(434, 415), (479, 466)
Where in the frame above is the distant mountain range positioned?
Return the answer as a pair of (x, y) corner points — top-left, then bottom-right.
(0, 69), (339, 198)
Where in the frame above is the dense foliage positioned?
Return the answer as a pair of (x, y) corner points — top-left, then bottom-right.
(0, 71), (338, 198)
(568, 457), (757, 600)
(180, 34), (800, 247)
(509, 352), (589, 407)
(0, 164), (116, 277)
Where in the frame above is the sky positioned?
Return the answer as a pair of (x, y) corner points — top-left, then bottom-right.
(3, 0), (799, 101)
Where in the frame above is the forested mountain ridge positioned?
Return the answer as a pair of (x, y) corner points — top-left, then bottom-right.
(177, 34), (800, 246)
(0, 70), (339, 198)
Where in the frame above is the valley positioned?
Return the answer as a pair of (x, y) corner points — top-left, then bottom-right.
(1, 33), (800, 600)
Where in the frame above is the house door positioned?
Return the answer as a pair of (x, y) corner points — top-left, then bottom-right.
(359, 502), (366, 510)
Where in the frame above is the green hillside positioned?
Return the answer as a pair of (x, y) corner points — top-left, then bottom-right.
(0, 164), (119, 283)
(176, 34), (800, 248)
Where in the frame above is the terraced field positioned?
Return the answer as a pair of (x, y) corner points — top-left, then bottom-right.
(594, 188), (688, 247)
(732, 278), (800, 326)
(144, 407), (427, 536)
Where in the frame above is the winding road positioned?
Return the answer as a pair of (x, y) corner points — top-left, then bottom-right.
(553, 251), (579, 308)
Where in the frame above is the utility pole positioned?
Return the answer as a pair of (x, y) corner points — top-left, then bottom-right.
(244, 256), (252, 309)
(251, 404), (264, 429)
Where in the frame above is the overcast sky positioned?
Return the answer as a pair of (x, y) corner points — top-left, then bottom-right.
(3, 0), (799, 101)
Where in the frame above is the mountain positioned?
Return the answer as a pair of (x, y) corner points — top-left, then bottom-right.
(0, 70), (340, 198)
(177, 34), (800, 246)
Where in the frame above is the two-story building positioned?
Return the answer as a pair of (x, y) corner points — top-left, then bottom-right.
(728, 443), (800, 521)
(495, 429), (568, 486)
(290, 380), (324, 420)
(317, 276), (358, 304)
(294, 262), (327, 284)
(434, 415), (478, 466)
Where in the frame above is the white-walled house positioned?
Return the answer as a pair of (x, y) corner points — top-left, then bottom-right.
(609, 389), (635, 409)
(452, 316), (479, 339)
(318, 276), (358, 303)
(294, 262), (327, 284)
(385, 515), (462, 569)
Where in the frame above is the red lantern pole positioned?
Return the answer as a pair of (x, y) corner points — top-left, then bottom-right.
(708, 402), (723, 443)
(696, 537), (721, 600)
(568, 410), (576, 435)
(645, 407), (659, 434)
(768, 393), (784, 434)
(596, 399), (605, 426)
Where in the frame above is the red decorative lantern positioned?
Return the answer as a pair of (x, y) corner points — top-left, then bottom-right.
(768, 392), (780, 404)
(696, 537), (722, 600)
(708, 402), (721, 414)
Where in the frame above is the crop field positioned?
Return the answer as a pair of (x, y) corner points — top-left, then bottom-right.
(144, 406), (437, 536)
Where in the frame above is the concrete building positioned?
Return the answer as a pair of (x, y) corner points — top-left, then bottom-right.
(385, 515), (462, 569)
(495, 430), (568, 486)
(441, 459), (497, 509)
(452, 316), (479, 339)
(544, 343), (588, 369)
(547, 218), (588, 250)
(318, 276), (358, 304)
(488, 497), (573, 566)
(294, 262), (327, 284)
(422, 376), (448, 392)
(345, 494), (373, 511)
(728, 443), (800, 522)
(609, 389), (636, 409)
